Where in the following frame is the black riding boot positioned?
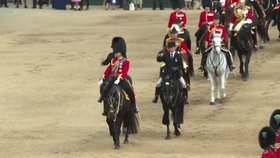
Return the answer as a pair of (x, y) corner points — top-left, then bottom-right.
(152, 87), (161, 103)
(187, 54), (194, 76)
(272, 12), (277, 26)
(183, 88), (189, 104)
(225, 51), (235, 71)
(195, 37), (200, 54)
(119, 80), (138, 113)
(199, 51), (208, 71)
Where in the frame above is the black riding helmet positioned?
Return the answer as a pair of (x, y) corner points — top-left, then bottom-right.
(259, 126), (276, 150)
(270, 109), (280, 131)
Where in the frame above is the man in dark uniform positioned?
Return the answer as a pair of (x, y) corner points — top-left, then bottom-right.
(153, 0), (164, 10)
(0, 0), (8, 7)
(32, 0), (43, 8)
(153, 41), (188, 103)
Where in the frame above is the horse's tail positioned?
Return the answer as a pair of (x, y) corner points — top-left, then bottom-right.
(122, 111), (140, 135)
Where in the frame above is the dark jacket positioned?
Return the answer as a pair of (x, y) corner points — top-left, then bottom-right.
(157, 51), (183, 77)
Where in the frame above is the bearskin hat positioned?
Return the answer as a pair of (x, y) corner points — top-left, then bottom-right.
(259, 126), (276, 149)
(111, 37), (127, 58)
(270, 109), (280, 131)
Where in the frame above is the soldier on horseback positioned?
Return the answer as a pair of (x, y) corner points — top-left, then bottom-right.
(229, 0), (255, 50)
(98, 50), (138, 115)
(195, 4), (215, 54)
(152, 41), (188, 104)
(164, 19), (193, 76)
(199, 14), (236, 71)
(271, 0), (280, 26)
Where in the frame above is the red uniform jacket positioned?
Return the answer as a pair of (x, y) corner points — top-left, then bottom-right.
(165, 38), (189, 55)
(230, 6), (253, 25)
(276, 133), (280, 158)
(262, 149), (275, 158)
(104, 58), (129, 80)
(224, 0), (239, 8)
(273, 3), (280, 13)
(198, 10), (215, 28)
(168, 11), (187, 28)
(205, 24), (227, 47)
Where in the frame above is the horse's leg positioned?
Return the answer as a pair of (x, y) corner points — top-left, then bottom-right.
(220, 74), (226, 99)
(162, 103), (171, 139)
(238, 53), (244, 76)
(257, 24), (265, 49)
(245, 53), (251, 80)
(107, 119), (116, 146)
(124, 127), (129, 144)
(172, 107), (181, 136)
(113, 118), (123, 149)
(208, 74), (216, 105)
(241, 54), (247, 81)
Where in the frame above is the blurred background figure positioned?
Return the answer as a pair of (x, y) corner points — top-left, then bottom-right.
(32, 0), (43, 8)
(0, 0), (9, 7)
(71, 0), (81, 10)
(15, 0), (27, 8)
(170, 0), (185, 9)
(153, 0), (164, 10)
(132, 0), (142, 10)
(105, 0), (117, 10)
(80, 0), (89, 10)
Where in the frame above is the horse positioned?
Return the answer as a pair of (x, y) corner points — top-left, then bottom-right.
(262, 0), (274, 41)
(102, 77), (139, 149)
(275, 5), (280, 38)
(234, 23), (253, 81)
(251, 4), (267, 49)
(205, 33), (229, 105)
(159, 69), (185, 139)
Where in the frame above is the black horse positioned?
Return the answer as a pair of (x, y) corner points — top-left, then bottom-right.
(103, 78), (139, 149)
(159, 69), (185, 139)
(234, 24), (254, 81)
(276, 6), (280, 38)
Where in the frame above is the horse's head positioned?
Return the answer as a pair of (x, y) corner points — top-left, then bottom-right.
(212, 33), (223, 54)
(103, 80), (120, 122)
(239, 23), (252, 35)
(162, 75), (174, 105)
(235, 23), (253, 51)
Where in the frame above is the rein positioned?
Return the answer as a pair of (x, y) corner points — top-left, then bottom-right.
(210, 45), (223, 77)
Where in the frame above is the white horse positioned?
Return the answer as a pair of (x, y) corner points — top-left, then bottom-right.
(205, 32), (229, 105)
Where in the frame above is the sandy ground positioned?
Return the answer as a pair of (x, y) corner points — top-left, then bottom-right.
(0, 6), (279, 158)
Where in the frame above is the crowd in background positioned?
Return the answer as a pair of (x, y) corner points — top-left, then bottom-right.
(0, 0), (202, 10)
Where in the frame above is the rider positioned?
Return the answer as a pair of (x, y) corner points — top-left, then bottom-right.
(152, 41), (188, 103)
(199, 13), (236, 71)
(271, 2), (280, 26)
(194, 3), (215, 54)
(224, 0), (240, 10)
(270, 109), (280, 157)
(98, 50), (138, 114)
(164, 26), (193, 74)
(259, 127), (276, 158)
(101, 37), (127, 66)
(164, 19), (194, 76)
(167, 2), (187, 29)
(247, 0), (266, 20)
(229, 0), (254, 50)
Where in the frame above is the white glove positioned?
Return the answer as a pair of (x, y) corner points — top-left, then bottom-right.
(229, 23), (234, 31)
(208, 21), (214, 25)
(245, 19), (252, 24)
(98, 80), (103, 86)
(114, 79), (120, 85)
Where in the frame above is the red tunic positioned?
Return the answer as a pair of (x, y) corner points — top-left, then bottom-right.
(198, 10), (215, 28)
(205, 24), (227, 47)
(276, 133), (280, 158)
(168, 11), (187, 28)
(224, 0), (240, 8)
(230, 6), (253, 25)
(262, 149), (275, 158)
(104, 58), (129, 80)
(165, 38), (189, 55)
(273, 3), (280, 13)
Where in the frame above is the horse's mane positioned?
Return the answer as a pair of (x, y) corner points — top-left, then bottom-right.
(236, 25), (253, 52)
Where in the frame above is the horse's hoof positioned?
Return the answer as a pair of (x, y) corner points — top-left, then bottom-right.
(242, 77), (248, 81)
(165, 135), (171, 140)
(114, 144), (120, 150)
(174, 129), (181, 136)
(260, 46), (264, 49)
(124, 139), (129, 144)
(209, 102), (216, 105)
